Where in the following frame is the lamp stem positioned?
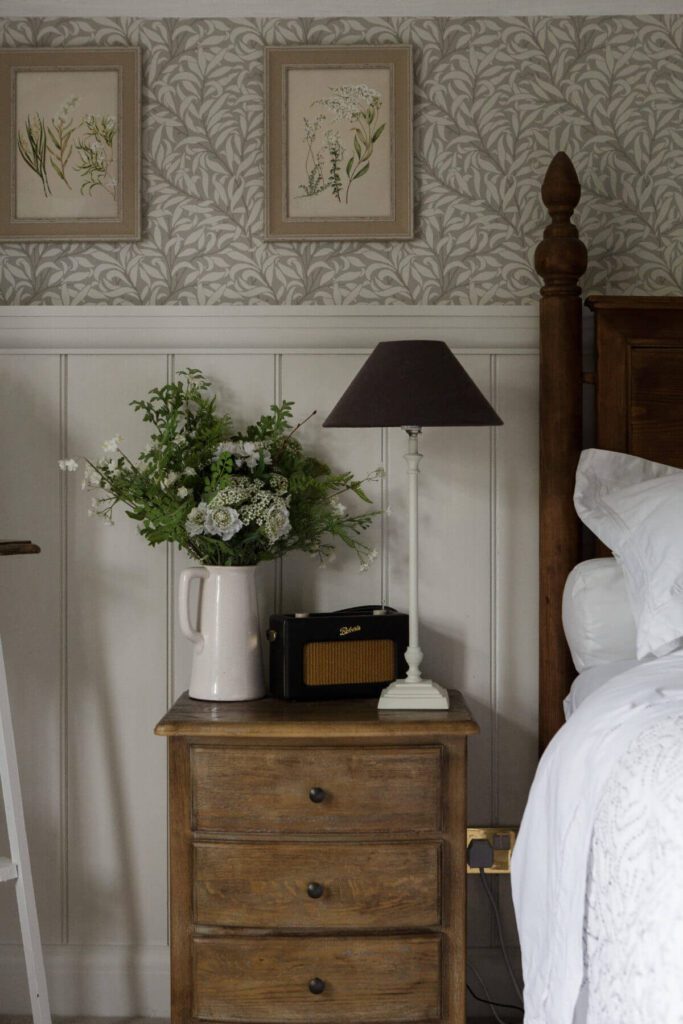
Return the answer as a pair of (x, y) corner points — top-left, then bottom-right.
(404, 427), (423, 683)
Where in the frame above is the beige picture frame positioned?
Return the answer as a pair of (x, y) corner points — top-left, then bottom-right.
(265, 45), (413, 241)
(0, 47), (141, 241)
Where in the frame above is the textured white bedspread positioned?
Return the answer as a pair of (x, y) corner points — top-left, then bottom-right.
(512, 653), (683, 1024)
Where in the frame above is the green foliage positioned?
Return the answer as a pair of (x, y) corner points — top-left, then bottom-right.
(75, 368), (380, 569)
(75, 114), (117, 198)
(17, 114), (51, 197)
(48, 115), (76, 189)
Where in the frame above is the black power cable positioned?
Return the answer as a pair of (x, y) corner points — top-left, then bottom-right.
(478, 867), (525, 1004)
(466, 980), (524, 1015)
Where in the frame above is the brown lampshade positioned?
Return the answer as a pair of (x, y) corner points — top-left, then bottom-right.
(323, 339), (503, 428)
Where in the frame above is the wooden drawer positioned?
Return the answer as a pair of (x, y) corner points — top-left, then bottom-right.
(193, 934), (442, 1022)
(191, 745), (442, 834)
(194, 840), (441, 929)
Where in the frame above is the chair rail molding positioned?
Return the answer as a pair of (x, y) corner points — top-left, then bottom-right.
(0, 304), (539, 353)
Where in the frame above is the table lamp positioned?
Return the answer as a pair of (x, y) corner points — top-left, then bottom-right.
(324, 339), (502, 710)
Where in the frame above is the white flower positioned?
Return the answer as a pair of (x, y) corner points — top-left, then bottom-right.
(359, 548), (379, 573)
(330, 499), (346, 517)
(269, 473), (288, 496)
(82, 465), (102, 490)
(263, 500), (291, 543)
(205, 504), (244, 542)
(163, 471), (178, 488)
(212, 478), (262, 508)
(185, 503), (209, 537)
(213, 440), (271, 469)
(184, 467), (196, 477)
(102, 435), (122, 454)
(177, 486), (189, 499)
(58, 458), (79, 472)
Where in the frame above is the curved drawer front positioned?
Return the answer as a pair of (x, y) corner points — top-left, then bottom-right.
(193, 934), (442, 1022)
(191, 745), (442, 834)
(194, 840), (441, 929)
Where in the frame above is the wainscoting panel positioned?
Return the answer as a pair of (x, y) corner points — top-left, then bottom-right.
(0, 355), (63, 947)
(65, 355), (170, 949)
(280, 353), (385, 614)
(0, 305), (538, 1015)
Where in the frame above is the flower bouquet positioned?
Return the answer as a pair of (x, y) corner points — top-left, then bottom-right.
(60, 368), (380, 701)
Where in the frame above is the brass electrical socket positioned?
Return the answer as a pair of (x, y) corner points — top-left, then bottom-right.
(466, 827), (517, 874)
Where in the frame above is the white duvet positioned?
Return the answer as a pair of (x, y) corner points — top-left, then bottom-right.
(512, 653), (683, 1024)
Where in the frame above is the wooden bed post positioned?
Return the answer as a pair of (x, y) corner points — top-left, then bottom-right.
(535, 153), (587, 752)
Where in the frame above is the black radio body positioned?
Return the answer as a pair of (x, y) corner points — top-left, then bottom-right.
(268, 606), (409, 701)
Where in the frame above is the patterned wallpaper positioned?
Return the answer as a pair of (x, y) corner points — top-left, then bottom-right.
(0, 16), (682, 305)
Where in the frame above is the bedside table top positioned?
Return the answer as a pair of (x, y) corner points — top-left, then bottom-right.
(155, 691), (479, 738)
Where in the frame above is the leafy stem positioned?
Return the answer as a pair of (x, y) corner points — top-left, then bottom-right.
(17, 115), (51, 197)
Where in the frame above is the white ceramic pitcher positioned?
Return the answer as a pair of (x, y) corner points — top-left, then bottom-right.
(179, 565), (265, 701)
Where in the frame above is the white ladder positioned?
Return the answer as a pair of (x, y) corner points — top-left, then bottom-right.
(0, 636), (52, 1023)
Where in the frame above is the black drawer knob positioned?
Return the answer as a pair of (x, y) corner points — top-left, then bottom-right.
(309, 786), (326, 804)
(309, 977), (325, 995)
(307, 881), (324, 899)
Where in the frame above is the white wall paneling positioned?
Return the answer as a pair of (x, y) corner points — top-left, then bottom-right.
(0, 305), (539, 1016)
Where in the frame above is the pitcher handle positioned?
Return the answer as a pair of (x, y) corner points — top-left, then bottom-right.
(179, 567), (208, 645)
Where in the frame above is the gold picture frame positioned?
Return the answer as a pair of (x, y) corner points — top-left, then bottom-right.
(265, 45), (413, 241)
(0, 47), (141, 241)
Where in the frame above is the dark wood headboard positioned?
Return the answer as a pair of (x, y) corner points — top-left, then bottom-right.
(536, 153), (683, 751)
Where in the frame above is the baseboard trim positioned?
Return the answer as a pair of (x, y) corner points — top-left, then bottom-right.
(0, 944), (170, 1016)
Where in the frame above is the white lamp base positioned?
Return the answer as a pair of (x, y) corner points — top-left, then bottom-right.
(377, 679), (450, 710)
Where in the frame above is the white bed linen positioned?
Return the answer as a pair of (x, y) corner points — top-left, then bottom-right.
(563, 658), (639, 719)
(512, 652), (683, 1024)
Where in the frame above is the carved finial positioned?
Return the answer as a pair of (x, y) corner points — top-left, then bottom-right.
(534, 152), (587, 297)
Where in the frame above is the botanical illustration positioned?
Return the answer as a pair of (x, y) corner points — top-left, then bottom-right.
(1, 16), (682, 302)
(298, 84), (385, 204)
(17, 97), (117, 200)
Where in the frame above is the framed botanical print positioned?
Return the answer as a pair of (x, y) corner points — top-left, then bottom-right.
(0, 47), (141, 241)
(265, 45), (413, 241)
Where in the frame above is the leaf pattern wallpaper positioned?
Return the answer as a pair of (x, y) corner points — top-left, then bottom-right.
(0, 16), (682, 305)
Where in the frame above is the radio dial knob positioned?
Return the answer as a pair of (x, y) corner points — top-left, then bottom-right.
(309, 786), (326, 804)
(307, 881), (324, 899)
(309, 978), (325, 995)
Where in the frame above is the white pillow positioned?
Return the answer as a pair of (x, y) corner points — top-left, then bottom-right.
(563, 658), (640, 719)
(562, 558), (637, 672)
(574, 448), (683, 659)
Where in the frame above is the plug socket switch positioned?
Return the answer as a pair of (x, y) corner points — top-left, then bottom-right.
(466, 827), (517, 874)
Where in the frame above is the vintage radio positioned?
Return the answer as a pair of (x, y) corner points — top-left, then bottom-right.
(268, 606), (409, 700)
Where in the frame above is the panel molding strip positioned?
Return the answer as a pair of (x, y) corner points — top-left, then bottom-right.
(0, 304), (539, 353)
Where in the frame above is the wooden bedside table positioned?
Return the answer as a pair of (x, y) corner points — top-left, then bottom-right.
(155, 693), (478, 1024)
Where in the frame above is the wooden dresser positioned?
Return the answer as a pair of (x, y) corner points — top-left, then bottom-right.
(155, 693), (478, 1024)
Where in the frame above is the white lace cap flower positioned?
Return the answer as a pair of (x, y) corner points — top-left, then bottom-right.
(330, 499), (346, 516)
(102, 435), (123, 454)
(184, 467), (197, 477)
(177, 486), (190, 499)
(58, 458), (79, 472)
(205, 505), (244, 542)
(185, 502), (209, 537)
(263, 500), (291, 543)
(163, 471), (178, 488)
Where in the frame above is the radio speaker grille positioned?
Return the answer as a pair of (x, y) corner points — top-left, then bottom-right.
(303, 639), (395, 686)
